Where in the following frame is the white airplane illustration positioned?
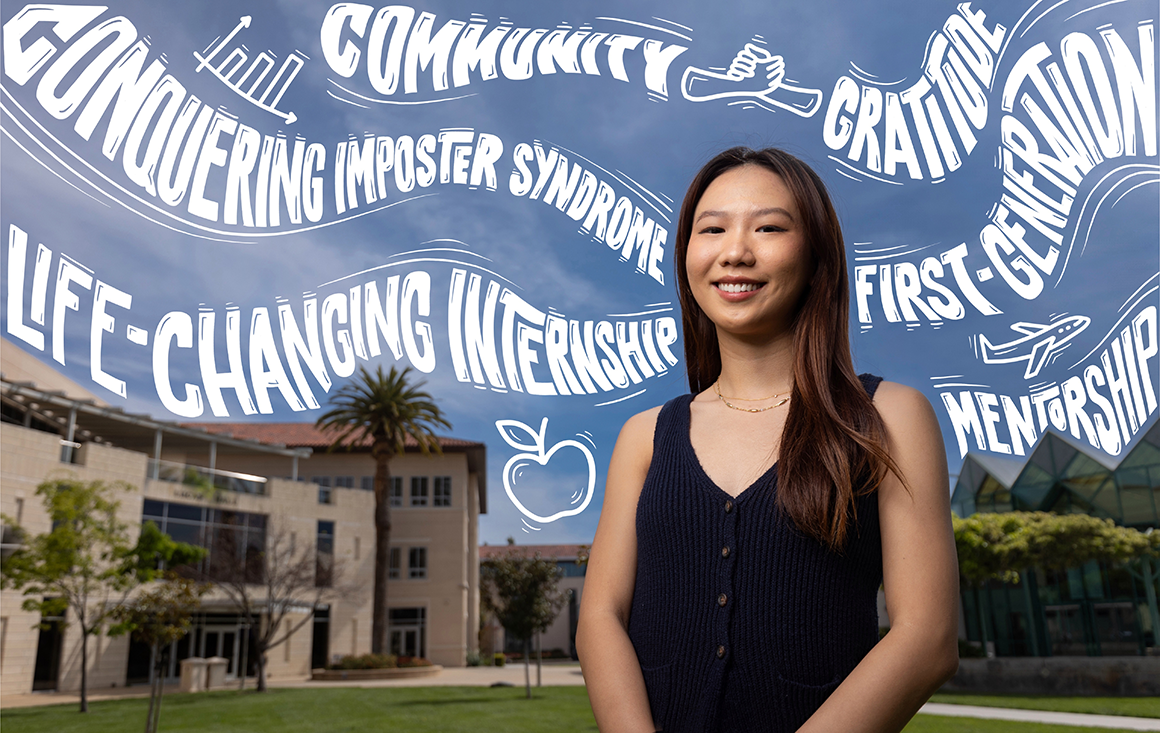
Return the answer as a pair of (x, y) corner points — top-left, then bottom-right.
(978, 315), (1091, 379)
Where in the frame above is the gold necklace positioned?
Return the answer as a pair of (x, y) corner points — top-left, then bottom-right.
(713, 381), (791, 413)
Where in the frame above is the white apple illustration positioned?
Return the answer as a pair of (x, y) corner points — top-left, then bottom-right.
(495, 417), (596, 523)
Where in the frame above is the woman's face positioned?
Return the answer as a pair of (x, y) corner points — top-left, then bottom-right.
(685, 165), (814, 342)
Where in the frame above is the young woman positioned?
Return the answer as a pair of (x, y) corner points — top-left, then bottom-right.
(576, 147), (959, 733)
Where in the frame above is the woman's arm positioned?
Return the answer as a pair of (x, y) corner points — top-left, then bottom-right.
(577, 407), (660, 733)
(797, 382), (960, 733)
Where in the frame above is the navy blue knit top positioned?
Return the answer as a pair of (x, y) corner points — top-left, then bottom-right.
(627, 374), (884, 733)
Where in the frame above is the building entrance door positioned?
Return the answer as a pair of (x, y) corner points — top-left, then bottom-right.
(31, 616), (63, 691)
(390, 628), (420, 657)
(200, 626), (239, 678)
(388, 608), (426, 658)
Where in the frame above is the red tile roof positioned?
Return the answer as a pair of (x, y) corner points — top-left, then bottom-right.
(479, 544), (588, 561)
(182, 422), (483, 451)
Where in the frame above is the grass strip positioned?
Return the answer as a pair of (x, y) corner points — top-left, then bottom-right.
(0, 686), (599, 733)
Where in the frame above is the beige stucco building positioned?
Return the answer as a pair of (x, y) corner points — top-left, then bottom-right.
(0, 340), (485, 694)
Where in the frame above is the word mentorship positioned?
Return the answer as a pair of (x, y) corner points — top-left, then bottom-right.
(940, 306), (1157, 458)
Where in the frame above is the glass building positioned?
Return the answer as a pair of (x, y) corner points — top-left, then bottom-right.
(950, 419), (1160, 657)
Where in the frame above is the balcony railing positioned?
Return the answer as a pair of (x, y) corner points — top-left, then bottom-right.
(148, 459), (267, 496)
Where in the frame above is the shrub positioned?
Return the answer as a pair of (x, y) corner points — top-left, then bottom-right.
(327, 653), (397, 670)
(396, 656), (433, 668)
(494, 652), (506, 667)
(466, 651), (482, 667)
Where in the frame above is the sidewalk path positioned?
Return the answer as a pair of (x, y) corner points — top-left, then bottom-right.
(919, 702), (1160, 730)
(0, 664), (587, 708)
(272, 662), (587, 689)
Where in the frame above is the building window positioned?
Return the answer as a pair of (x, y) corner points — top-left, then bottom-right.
(410, 477), (428, 506)
(140, 501), (266, 582)
(389, 477), (403, 507)
(316, 521), (334, 587)
(433, 476), (452, 507)
(408, 547), (427, 579)
(360, 476), (374, 491)
(389, 547), (401, 579)
(334, 476), (353, 489)
(388, 608), (426, 659)
(314, 477), (332, 505)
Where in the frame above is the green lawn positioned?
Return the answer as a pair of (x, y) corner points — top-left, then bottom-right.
(929, 693), (1160, 718)
(1, 687), (598, 733)
(2, 687), (1153, 733)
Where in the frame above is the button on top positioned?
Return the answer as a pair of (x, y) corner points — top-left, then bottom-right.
(721, 546), (730, 558)
(717, 645), (726, 658)
(724, 499), (733, 513)
(718, 593), (728, 607)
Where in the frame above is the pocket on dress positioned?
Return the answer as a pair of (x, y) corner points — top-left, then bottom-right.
(640, 661), (674, 730)
(775, 671), (843, 723)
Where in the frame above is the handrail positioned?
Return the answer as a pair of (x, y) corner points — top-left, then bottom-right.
(148, 458), (268, 495)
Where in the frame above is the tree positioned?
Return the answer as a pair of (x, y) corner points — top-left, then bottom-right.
(0, 479), (199, 713)
(203, 518), (348, 691)
(315, 365), (450, 654)
(111, 572), (207, 733)
(953, 511), (1159, 586)
(481, 545), (567, 698)
(952, 511), (1160, 652)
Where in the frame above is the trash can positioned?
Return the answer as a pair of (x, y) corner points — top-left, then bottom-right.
(180, 657), (207, 693)
(205, 657), (229, 688)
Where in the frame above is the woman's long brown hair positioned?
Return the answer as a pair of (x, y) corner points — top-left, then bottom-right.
(675, 147), (903, 552)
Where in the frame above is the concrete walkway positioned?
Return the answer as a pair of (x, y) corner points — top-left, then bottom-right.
(919, 702), (1160, 730)
(4, 665), (1158, 731)
(0, 663), (587, 708)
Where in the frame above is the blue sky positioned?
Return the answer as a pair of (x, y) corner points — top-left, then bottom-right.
(2, 0), (1157, 545)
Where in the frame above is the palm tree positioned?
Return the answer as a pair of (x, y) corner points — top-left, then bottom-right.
(315, 365), (450, 654)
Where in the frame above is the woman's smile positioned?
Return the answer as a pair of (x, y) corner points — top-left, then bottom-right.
(714, 276), (764, 299)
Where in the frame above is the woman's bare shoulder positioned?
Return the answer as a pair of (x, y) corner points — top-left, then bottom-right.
(620, 405), (663, 441)
(603, 405), (668, 487)
(611, 405), (663, 471)
(871, 380), (938, 428)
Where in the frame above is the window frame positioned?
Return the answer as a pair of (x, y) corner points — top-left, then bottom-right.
(408, 547), (427, 579)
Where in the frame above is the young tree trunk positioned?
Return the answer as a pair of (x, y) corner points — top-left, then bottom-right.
(523, 638), (531, 699)
(144, 642), (159, 733)
(257, 652), (268, 692)
(238, 623), (249, 690)
(150, 646), (167, 733)
(536, 632), (542, 687)
(79, 617), (89, 713)
(151, 675), (163, 733)
(372, 445), (393, 655)
(976, 586), (992, 655)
